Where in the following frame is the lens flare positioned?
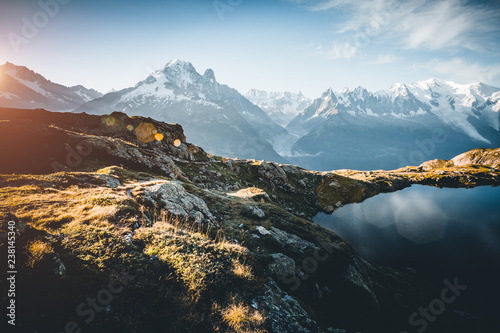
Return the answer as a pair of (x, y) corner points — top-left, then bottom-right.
(134, 122), (157, 143)
(102, 116), (116, 127)
(173, 139), (181, 147)
(155, 133), (164, 141)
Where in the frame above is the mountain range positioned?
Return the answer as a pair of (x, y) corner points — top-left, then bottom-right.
(1, 60), (499, 171)
(0, 62), (102, 111)
(245, 89), (311, 127)
(74, 60), (287, 163)
(286, 79), (500, 170)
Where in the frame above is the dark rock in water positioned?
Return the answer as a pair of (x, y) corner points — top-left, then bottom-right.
(323, 206), (335, 214)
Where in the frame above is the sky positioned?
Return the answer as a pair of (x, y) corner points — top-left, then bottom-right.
(1, 0), (499, 98)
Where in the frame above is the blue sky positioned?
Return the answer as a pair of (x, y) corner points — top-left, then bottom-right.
(1, 0), (499, 97)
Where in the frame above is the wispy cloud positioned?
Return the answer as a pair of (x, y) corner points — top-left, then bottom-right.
(328, 42), (358, 59)
(420, 58), (500, 85)
(369, 54), (397, 64)
(289, 0), (500, 52)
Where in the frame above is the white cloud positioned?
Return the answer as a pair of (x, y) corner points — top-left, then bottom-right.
(303, 40), (359, 60)
(421, 58), (500, 85)
(369, 54), (397, 64)
(290, 0), (500, 52)
(327, 42), (358, 59)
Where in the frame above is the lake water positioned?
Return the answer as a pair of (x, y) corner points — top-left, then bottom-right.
(314, 185), (500, 329)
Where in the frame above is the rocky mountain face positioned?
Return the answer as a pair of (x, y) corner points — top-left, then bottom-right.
(287, 79), (500, 171)
(1, 107), (499, 333)
(75, 60), (287, 164)
(0, 62), (102, 111)
(245, 89), (311, 127)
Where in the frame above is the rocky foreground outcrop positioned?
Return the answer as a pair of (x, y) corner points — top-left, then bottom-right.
(0, 107), (499, 333)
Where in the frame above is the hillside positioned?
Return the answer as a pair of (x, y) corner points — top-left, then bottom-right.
(1, 107), (499, 333)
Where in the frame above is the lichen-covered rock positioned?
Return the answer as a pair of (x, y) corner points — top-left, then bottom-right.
(268, 227), (317, 253)
(257, 226), (271, 235)
(255, 279), (323, 333)
(242, 206), (266, 219)
(99, 173), (121, 188)
(52, 253), (67, 276)
(267, 253), (296, 280)
(323, 206), (334, 214)
(138, 181), (214, 223)
(342, 258), (379, 309)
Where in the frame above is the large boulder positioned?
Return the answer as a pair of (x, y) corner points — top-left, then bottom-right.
(267, 253), (296, 280)
(137, 181), (214, 223)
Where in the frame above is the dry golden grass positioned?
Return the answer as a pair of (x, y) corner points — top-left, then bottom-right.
(221, 302), (266, 332)
(0, 176), (132, 230)
(26, 238), (54, 268)
(222, 303), (250, 330)
(231, 259), (254, 280)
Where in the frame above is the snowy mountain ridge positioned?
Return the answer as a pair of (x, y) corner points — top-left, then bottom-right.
(2, 59), (499, 171)
(291, 78), (500, 144)
(0, 62), (102, 111)
(245, 89), (312, 127)
(76, 59), (288, 163)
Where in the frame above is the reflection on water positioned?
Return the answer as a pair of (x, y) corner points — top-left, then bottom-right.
(315, 185), (500, 263)
(314, 185), (500, 328)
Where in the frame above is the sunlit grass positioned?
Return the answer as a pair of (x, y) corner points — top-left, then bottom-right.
(231, 259), (254, 280)
(0, 175), (135, 230)
(26, 238), (54, 268)
(221, 302), (266, 332)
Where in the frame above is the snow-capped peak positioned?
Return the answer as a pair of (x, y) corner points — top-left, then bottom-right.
(164, 59), (192, 69)
(138, 59), (199, 90)
(321, 88), (335, 99)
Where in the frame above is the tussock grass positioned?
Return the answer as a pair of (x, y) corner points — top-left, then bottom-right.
(221, 301), (266, 332)
(25, 238), (54, 268)
(0, 177), (136, 230)
(134, 211), (254, 296)
(231, 259), (254, 280)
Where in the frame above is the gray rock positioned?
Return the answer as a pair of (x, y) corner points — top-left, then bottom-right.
(342, 258), (379, 309)
(99, 174), (121, 188)
(254, 279), (322, 333)
(269, 227), (317, 253)
(242, 206), (266, 219)
(256, 226), (271, 235)
(267, 253), (296, 280)
(139, 181), (214, 223)
(323, 206), (334, 214)
(52, 253), (66, 276)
